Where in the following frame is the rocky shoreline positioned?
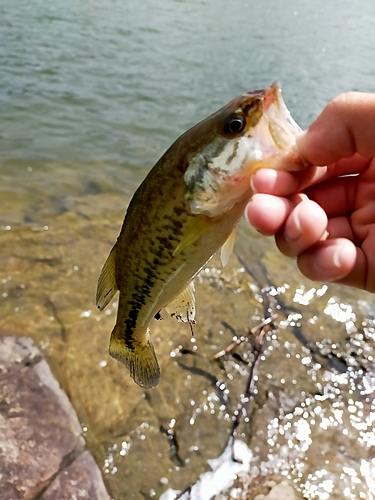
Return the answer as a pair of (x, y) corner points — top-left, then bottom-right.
(0, 336), (111, 500)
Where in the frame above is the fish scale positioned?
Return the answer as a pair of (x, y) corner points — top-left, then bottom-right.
(96, 83), (302, 388)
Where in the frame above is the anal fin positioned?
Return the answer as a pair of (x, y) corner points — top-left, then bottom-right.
(96, 244), (118, 311)
(165, 281), (196, 323)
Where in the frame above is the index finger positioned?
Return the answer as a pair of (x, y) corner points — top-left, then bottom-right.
(251, 154), (370, 198)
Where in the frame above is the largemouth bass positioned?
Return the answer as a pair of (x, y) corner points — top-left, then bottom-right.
(96, 83), (301, 389)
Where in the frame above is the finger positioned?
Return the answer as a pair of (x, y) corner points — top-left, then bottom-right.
(274, 153), (371, 194)
(250, 168), (326, 197)
(297, 92), (375, 165)
(275, 197), (327, 257)
(255, 156), (370, 199)
(250, 169), (300, 196)
(245, 193), (291, 236)
(326, 216), (356, 241)
(307, 160), (375, 221)
(305, 176), (359, 218)
(297, 239), (362, 287)
(306, 154), (371, 185)
(358, 227), (375, 292)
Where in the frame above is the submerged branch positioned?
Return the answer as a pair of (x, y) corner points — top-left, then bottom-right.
(214, 314), (277, 359)
(229, 318), (270, 462)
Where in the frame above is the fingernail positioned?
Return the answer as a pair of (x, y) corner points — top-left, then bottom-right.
(332, 247), (341, 268)
(244, 202), (261, 232)
(316, 245), (342, 272)
(320, 230), (329, 241)
(284, 205), (302, 242)
(244, 205), (250, 225)
(250, 174), (257, 194)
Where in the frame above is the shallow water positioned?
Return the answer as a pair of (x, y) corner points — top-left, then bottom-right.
(1, 0), (375, 498)
(2, 212), (375, 499)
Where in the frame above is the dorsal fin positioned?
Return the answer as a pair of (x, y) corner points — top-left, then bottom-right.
(96, 244), (118, 311)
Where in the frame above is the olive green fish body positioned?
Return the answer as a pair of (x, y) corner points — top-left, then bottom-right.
(96, 83), (302, 388)
(106, 148), (251, 388)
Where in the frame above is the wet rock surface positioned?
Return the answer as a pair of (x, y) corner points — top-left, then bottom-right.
(40, 450), (111, 500)
(0, 336), (110, 500)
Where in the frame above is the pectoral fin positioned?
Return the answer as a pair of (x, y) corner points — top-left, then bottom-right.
(165, 281), (196, 323)
(173, 215), (212, 255)
(96, 244), (118, 311)
(220, 227), (237, 267)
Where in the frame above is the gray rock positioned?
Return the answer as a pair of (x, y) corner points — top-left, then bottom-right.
(40, 451), (111, 500)
(0, 336), (110, 500)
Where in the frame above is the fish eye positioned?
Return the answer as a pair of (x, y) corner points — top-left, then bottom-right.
(223, 114), (246, 135)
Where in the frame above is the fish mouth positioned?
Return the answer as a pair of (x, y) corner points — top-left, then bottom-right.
(244, 81), (282, 109)
(262, 81), (282, 110)
(241, 82), (301, 154)
(261, 82), (302, 150)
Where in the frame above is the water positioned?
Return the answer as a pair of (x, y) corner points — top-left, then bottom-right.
(1, 0), (374, 209)
(1, 1), (375, 499)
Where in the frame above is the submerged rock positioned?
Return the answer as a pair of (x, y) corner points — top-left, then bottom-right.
(0, 336), (110, 500)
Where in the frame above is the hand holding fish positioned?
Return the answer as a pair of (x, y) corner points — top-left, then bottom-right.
(246, 91), (375, 292)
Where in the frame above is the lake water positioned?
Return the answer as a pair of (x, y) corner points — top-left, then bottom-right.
(1, 0), (374, 219)
(1, 1), (375, 499)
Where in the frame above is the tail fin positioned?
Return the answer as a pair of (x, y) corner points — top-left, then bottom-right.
(109, 327), (160, 389)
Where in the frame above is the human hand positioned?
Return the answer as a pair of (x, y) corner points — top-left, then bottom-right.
(245, 92), (375, 292)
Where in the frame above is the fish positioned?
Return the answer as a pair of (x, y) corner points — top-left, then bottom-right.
(96, 82), (301, 389)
